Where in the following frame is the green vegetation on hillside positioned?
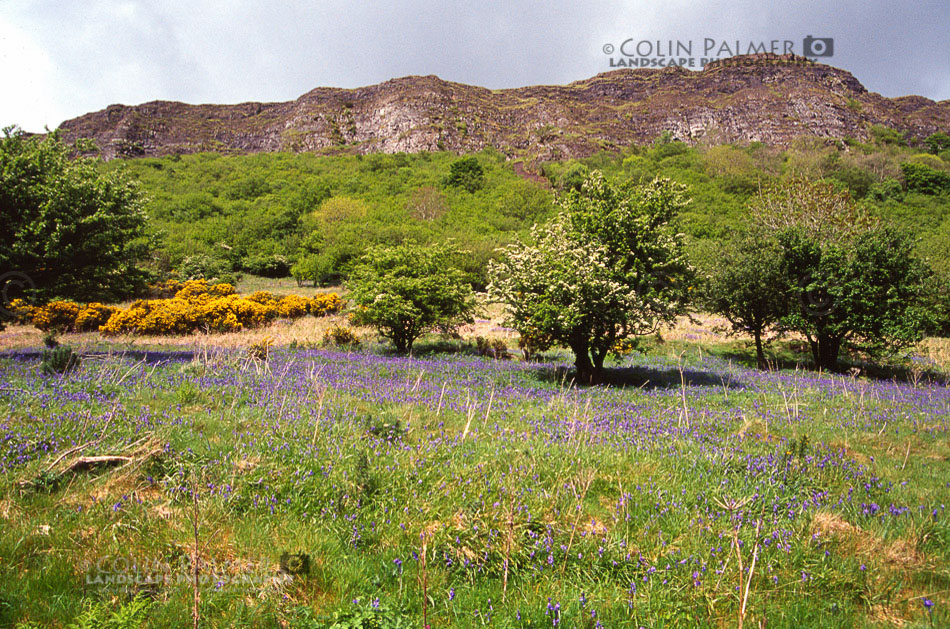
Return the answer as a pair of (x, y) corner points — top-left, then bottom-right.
(104, 149), (554, 289)
(100, 133), (950, 294)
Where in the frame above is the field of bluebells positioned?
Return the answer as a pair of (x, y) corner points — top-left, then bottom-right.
(0, 343), (948, 627)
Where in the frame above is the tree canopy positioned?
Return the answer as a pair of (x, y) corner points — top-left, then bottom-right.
(489, 172), (693, 382)
(348, 240), (476, 353)
(0, 128), (149, 317)
(752, 178), (933, 371)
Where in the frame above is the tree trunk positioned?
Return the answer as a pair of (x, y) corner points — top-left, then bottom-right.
(753, 329), (766, 370)
(592, 346), (608, 372)
(808, 336), (820, 368)
(393, 333), (411, 354)
(815, 334), (842, 372)
(570, 336), (595, 385)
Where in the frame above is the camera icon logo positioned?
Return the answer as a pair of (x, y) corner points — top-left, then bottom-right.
(803, 36), (834, 57)
(279, 552), (311, 575)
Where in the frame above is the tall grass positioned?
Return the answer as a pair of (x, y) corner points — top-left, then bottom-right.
(0, 339), (947, 627)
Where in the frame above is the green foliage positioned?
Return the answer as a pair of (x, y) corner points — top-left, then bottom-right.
(41, 344), (80, 376)
(177, 252), (240, 284)
(701, 231), (787, 367)
(294, 197), (371, 285)
(103, 149), (544, 288)
(67, 595), (153, 629)
(753, 178), (933, 370)
(867, 178), (904, 202)
(490, 172), (692, 382)
(868, 124), (906, 147)
(348, 241), (476, 353)
(924, 132), (950, 154)
(443, 156), (485, 192)
(0, 127), (149, 314)
(558, 162), (590, 192)
(106, 142), (946, 300)
(901, 161), (950, 195)
(323, 603), (413, 628)
(242, 253), (291, 278)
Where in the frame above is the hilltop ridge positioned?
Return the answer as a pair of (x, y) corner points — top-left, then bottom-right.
(58, 54), (950, 161)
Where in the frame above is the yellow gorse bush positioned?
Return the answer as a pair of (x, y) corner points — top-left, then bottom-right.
(247, 291), (278, 306)
(75, 303), (118, 332)
(8, 299), (36, 325)
(277, 294), (311, 319)
(32, 301), (81, 331)
(311, 293), (344, 317)
(21, 283), (344, 336)
(100, 298), (198, 335)
(196, 294), (276, 332)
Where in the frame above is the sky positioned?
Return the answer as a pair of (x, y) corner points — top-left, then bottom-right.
(1, 0), (948, 133)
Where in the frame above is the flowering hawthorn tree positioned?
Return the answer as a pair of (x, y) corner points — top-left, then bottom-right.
(489, 172), (692, 383)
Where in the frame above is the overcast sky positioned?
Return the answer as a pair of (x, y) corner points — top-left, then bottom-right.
(2, 0), (948, 133)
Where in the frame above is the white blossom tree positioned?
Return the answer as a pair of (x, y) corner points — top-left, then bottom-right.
(489, 172), (693, 382)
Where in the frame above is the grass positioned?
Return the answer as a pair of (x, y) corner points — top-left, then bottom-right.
(0, 320), (948, 627)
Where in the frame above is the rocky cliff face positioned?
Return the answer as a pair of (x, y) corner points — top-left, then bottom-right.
(58, 54), (950, 161)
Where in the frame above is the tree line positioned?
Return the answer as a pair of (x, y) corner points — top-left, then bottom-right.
(1, 125), (948, 379)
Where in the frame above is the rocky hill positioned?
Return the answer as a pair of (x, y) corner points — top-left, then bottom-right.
(58, 54), (950, 161)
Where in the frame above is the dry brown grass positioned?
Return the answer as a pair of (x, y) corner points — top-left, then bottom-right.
(810, 511), (927, 570)
(919, 337), (950, 370)
(869, 604), (907, 627)
(657, 312), (734, 344)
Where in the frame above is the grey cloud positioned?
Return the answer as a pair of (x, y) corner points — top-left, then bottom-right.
(1, 0), (947, 133)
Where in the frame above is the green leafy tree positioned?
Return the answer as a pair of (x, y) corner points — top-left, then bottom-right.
(701, 232), (787, 368)
(0, 127), (149, 317)
(923, 131), (950, 154)
(753, 178), (932, 371)
(443, 156), (485, 193)
(348, 241), (476, 353)
(901, 162), (950, 195)
(294, 197), (370, 284)
(489, 172), (693, 383)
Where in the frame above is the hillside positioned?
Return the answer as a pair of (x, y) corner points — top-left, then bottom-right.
(60, 54), (950, 161)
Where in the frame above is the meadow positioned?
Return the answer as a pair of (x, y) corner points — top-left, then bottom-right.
(0, 319), (948, 628)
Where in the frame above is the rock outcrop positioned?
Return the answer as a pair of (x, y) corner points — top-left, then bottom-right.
(57, 54), (950, 161)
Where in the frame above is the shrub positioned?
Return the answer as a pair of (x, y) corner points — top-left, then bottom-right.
(247, 336), (274, 362)
(323, 324), (360, 347)
(311, 293), (344, 317)
(349, 242), (476, 354)
(209, 282), (236, 297)
(74, 303), (118, 332)
(177, 253), (239, 284)
(41, 344), (80, 375)
(100, 298), (197, 335)
(901, 162), (950, 195)
(8, 298), (35, 324)
(475, 336), (511, 359)
(443, 156), (485, 193)
(867, 178), (904, 202)
(277, 294), (311, 319)
(95, 287), (315, 336)
(197, 295), (274, 332)
(174, 279), (214, 304)
(32, 301), (81, 332)
(147, 279), (184, 298)
(247, 291), (279, 306)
